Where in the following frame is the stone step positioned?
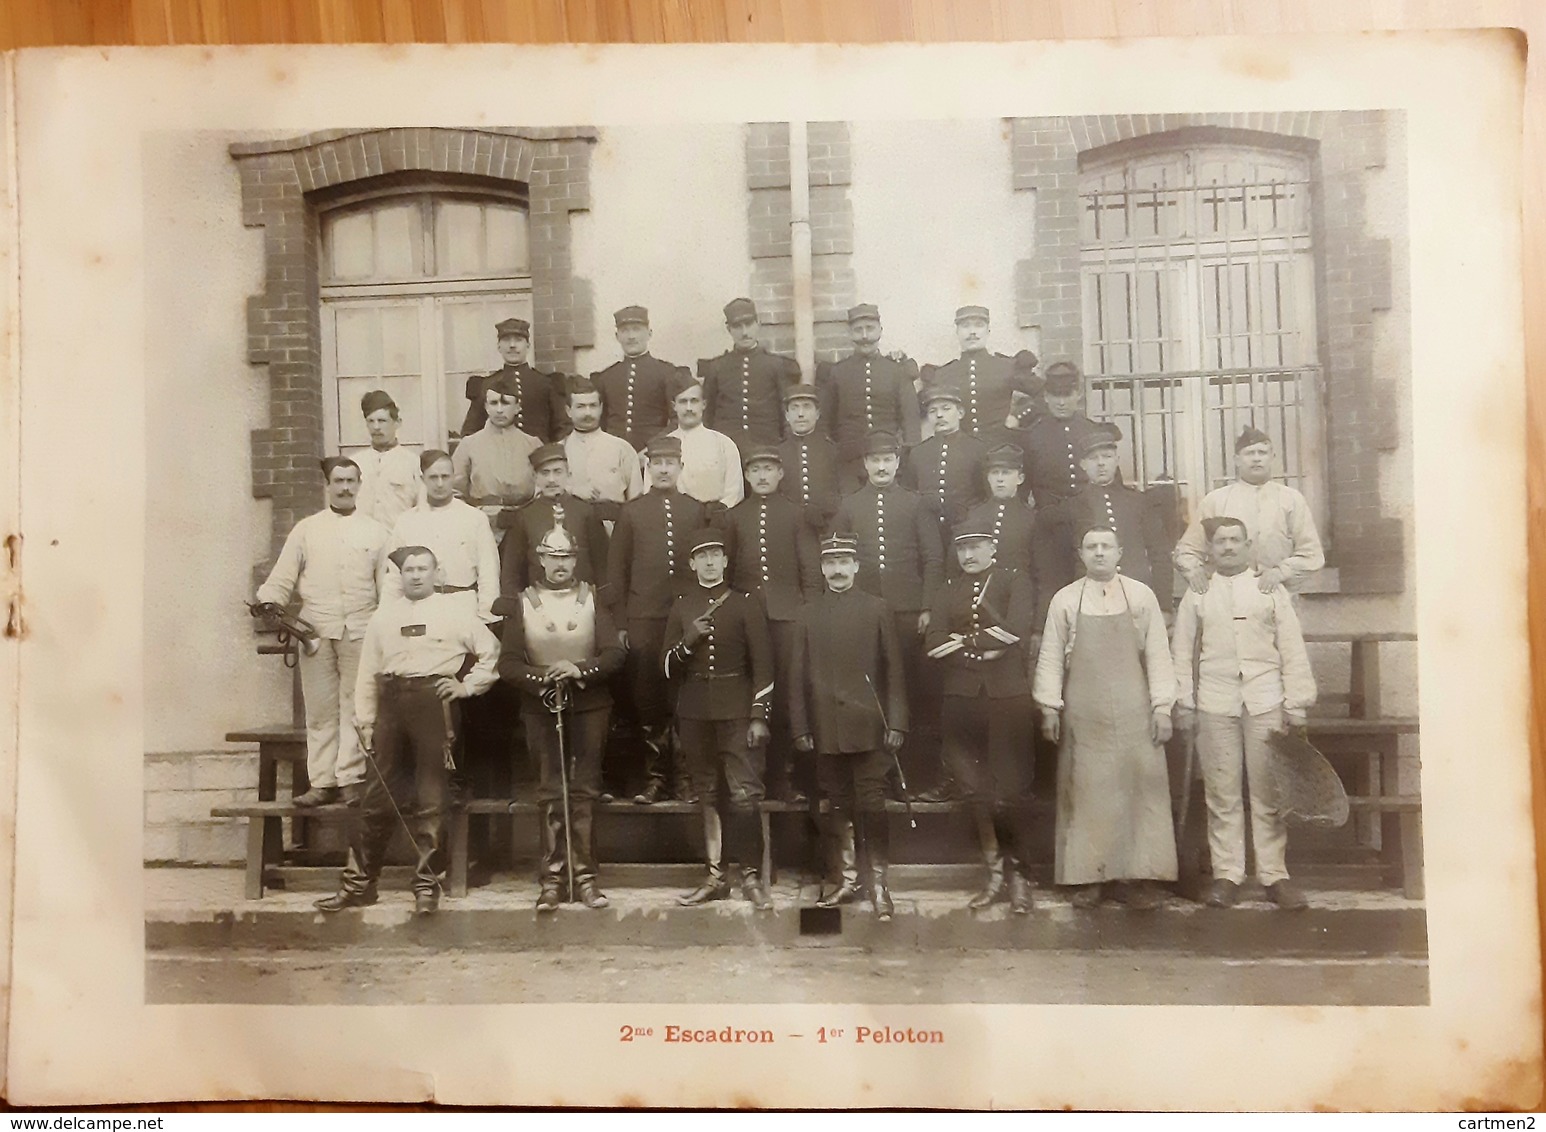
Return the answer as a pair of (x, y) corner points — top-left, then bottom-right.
(145, 867), (1426, 958)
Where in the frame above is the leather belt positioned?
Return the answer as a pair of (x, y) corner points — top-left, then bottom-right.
(687, 671), (748, 681)
(436, 584), (477, 594)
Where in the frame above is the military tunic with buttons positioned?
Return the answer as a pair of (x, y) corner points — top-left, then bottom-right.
(1013, 413), (1105, 505)
(832, 483), (945, 616)
(495, 493), (611, 608)
(605, 488), (713, 732)
(462, 363), (567, 441)
(817, 353), (921, 473)
(1035, 481), (1174, 622)
(956, 496), (1038, 581)
(901, 430), (989, 535)
(723, 493), (821, 624)
(776, 431), (843, 532)
(698, 346), (802, 451)
(663, 582), (776, 724)
(924, 351), (1041, 440)
(592, 353), (687, 452)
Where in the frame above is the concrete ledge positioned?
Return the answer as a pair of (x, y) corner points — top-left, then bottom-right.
(146, 868), (1427, 958)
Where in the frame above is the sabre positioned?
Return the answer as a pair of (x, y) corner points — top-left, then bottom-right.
(865, 674), (916, 829)
(541, 678), (577, 904)
(352, 720), (428, 866)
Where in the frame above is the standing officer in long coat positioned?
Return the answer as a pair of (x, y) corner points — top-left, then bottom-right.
(833, 430), (945, 794)
(723, 444), (821, 802)
(791, 534), (909, 920)
(925, 522), (1040, 913)
(605, 434), (712, 803)
(665, 528), (776, 910)
(1034, 525), (1178, 910)
(698, 297), (803, 453)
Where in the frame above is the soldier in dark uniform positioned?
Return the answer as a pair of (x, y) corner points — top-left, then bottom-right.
(1035, 423), (1173, 624)
(592, 306), (687, 452)
(925, 522), (1039, 914)
(777, 384), (843, 533)
(1014, 361), (1104, 507)
(901, 383), (989, 539)
(817, 304), (921, 492)
(665, 528), (776, 910)
(790, 534), (909, 920)
(920, 305), (1041, 443)
(496, 443), (610, 602)
(461, 317), (566, 441)
(956, 444), (1038, 579)
(832, 430), (945, 794)
(724, 444), (821, 802)
(605, 434), (713, 803)
(699, 297), (803, 453)
(497, 519), (627, 912)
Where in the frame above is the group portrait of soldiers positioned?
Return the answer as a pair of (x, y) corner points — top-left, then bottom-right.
(252, 296), (1327, 920)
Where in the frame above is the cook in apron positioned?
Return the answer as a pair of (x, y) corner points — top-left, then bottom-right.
(1054, 579), (1179, 886)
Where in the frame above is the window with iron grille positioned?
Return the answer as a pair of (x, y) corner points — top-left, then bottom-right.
(1079, 143), (1328, 535)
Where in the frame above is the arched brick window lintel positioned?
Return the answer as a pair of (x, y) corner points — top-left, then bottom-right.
(231, 127), (598, 562)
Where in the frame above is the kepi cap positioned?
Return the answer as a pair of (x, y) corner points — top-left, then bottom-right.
(783, 384), (820, 404)
(847, 303), (881, 324)
(863, 430), (901, 457)
(820, 533), (860, 558)
(688, 528), (726, 555)
(723, 297), (758, 323)
(1080, 422), (1123, 457)
(952, 519), (999, 544)
(921, 383), (963, 407)
(985, 444), (1025, 470)
(644, 434), (683, 459)
(495, 317), (530, 340)
(954, 305), (990, 323)
(742, 444), (782, 467)
(613, 305), (650, 327)
(528, 442), (568, 470)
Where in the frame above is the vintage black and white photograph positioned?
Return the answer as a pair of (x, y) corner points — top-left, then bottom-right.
(7, 34), (1533, 1110)
(139, 109), (1423, 1007)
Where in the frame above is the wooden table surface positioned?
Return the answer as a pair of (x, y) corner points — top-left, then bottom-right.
(0, 0), (1541, 1111)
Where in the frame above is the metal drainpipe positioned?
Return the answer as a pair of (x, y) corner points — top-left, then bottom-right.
(789, 121), (816, 383)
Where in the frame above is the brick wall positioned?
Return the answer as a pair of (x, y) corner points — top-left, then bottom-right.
(1008, 112), (1404, 594)
(145, 751), (262, 864)
(230, 127), (598, 564)
(746, 122), (855, 363)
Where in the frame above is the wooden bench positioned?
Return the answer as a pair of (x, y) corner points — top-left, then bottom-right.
(1305, 715), (1422, 898)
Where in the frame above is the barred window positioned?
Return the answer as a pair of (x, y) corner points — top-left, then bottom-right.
(1079, 143), (1327, 533)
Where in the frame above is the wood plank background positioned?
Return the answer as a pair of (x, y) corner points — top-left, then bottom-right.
(0, 0), (1540, 1111)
